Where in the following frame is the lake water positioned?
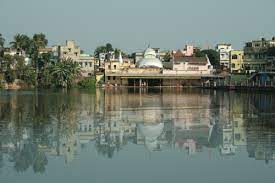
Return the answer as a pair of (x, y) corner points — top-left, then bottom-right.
(0, 88), (275, 183)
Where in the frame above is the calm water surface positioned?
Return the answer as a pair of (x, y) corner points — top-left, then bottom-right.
(0, 88), (275, 183)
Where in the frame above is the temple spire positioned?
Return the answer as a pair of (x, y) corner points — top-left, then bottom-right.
(119, 52), (123, 64)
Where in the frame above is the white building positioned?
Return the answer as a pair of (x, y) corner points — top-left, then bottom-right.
(99, 52), (115, 62)
(163, 55), (214, 75)
(216, 44), (232, 68)
(3, 48), (31, 65)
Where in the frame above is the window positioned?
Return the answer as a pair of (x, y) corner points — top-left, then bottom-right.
(235, 134), (241, 141)
(231, 63), (235, 68)
(89, 63), (92, 67)
(114, 65), (117, 69)
(68, 48), (71, 52)
(232, 55), (238, 60)
(108, 65), (111, 69)
(108, 76), (111, 80)
(63, 52), (67, 55)
(75, 52), (78, 56)
(113, 76), (116, 80)
(85, 62), (88, 67)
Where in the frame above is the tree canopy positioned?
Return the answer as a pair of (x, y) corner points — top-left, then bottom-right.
(10, 34), (31, 52)
(94, 43), (125, 59)
(195, 49), (220, 67)
(267, 47), (275, 57)
(50, 58), (81, 88)
(0, 33), (5, 48)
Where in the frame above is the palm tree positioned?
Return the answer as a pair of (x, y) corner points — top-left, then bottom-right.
(50, 58), (81, 88)
(0, 34), (5, 67)
(0, 33), (5, 48)
(32, 33), (48, 49)
(10, 34), (31, 52)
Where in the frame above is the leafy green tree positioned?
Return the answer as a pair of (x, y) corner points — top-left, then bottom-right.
(78, 77), (96, 89)
(4, 67), (16, 83)
(22, 66), (36, 86)
(2, 55), (16, 83)
(106, 43), (113, 52)
(94, 46), (107, 58)
(163, 52), (172, 62)
(14, 55), (26, 79)
(194, 49), (204, 57)
(114, 48), (127, 59)
(201, 49), (220, 67)
(94, 43), (116, 59)
(267, 47), (275, 57)
(38, 65), (53, 88)
(1, 55), (13, 73)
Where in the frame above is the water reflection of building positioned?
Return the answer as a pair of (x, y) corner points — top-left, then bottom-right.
(220, 122), (236, 155)
(247, 122), (275, 163)
(233, 114), (247, 146)
(136, 122), (174, 152)
(1, 90), (275, 173)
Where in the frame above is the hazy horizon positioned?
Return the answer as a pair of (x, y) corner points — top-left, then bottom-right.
(1, 0), (275, 53)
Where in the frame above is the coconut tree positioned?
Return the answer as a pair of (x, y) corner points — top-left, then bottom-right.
(50, 58), (81, 88)
(0, 33), (5, 48)
(10, 34), (31, 52)
(32, 33), (48, 49)
(0, 34), (5, 68)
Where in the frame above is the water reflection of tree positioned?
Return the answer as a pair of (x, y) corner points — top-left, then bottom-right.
(0, 90), (81, 173)
(95, 133), (128, 159)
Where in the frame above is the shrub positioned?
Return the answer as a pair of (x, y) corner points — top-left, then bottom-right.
(78, 77), (96, 89)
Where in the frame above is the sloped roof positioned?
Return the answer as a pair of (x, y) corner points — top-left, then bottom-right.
(174, 57), (208, 65)
(174, 49), (185, 58)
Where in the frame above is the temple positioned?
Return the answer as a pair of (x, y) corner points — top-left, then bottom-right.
(104, 46), (221, 87)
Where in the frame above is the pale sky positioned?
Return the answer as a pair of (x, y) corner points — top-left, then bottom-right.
(0, 0), (275, 53)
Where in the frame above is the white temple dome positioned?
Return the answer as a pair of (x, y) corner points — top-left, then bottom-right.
(144, 48), (157, 58)
(137, 48), (163, 69)
(137, 123), (164, 141)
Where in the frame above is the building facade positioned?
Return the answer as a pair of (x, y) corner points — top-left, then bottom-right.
(243, 37), (275, 73)
(55, 40), (95, 77)
(105, 47), (218, 87)
(216, 44), (232, 69)
(230, 50), (244, 73)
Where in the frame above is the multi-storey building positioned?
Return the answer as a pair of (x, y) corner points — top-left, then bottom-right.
(216, 44), (232, 69)
(57, 40), (95, 77)
(229, 50), (244, 73)
(243, 37), (275, 73)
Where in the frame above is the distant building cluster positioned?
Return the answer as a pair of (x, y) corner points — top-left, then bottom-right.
(3, 36), (275, 86)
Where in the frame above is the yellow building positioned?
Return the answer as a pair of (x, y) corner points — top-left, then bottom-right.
(230, 50), (244, 73)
